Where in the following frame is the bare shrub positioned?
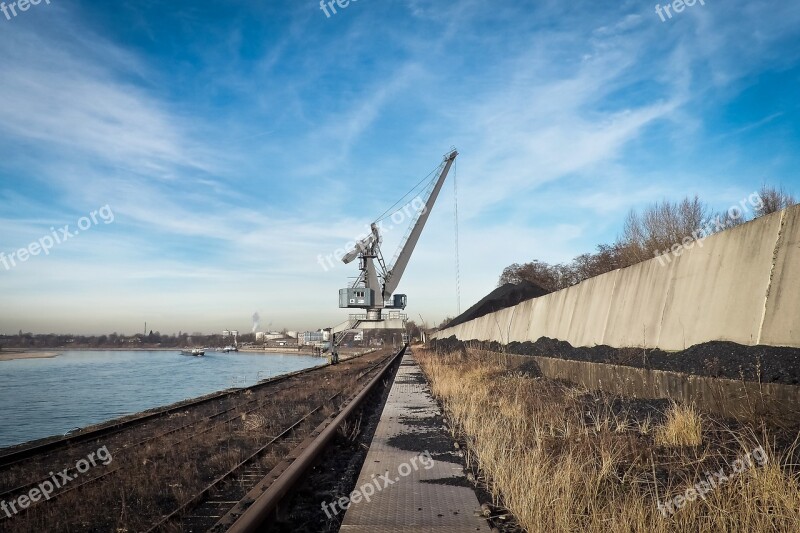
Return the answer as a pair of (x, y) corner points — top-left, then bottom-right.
(754, 184), (796, 217)
(618, 195), (710, 265)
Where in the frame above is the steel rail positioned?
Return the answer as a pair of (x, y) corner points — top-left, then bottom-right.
(219, 345), (406, 533)
(144, 400), (333, 532)
(145, 352), (399, 531)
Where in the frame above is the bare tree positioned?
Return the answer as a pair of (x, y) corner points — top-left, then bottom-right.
(715, 209), (746, 229)
(618, 195), (710, 260)
(498, 261), (563, 291)
(754, 185), (796, 217)
(618, 209), (648, 265)
(405, 320), (421, 340)
(497, 187), (796, 295)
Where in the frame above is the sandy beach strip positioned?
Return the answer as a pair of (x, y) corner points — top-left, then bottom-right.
(0, 350), (62, 362)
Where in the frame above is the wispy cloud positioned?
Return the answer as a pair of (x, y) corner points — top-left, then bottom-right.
(1, 0), (800, 333)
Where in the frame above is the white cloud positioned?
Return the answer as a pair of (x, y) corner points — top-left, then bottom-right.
(2, 1), (800, 333)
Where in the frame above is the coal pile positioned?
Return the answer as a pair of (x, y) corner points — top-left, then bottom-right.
(443, 281), (549, 330)
(432, 336), (800, 385)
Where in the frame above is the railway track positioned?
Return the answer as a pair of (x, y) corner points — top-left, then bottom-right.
(0, 348), (400, 531)
(0, 381), (323, 504)
(145, 348), (403, 532)
(145, 401), (330, 532)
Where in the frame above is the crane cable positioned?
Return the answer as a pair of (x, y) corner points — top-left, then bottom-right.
(366, 152), (461, 316)
(453, 158), (461, 315)
(373, 161), (442, 223)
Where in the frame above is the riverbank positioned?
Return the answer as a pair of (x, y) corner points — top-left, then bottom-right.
(0, 347), (373, 364)
(0, 350), (61, 362)
(0, 349), (394, 532)
(0, 349), (326, 449)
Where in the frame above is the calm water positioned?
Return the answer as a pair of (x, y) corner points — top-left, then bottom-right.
(0, 350), (324, 449)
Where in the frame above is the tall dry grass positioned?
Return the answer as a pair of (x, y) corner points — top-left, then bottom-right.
(417, 348), (800, 532)
(655, 402), (703, 447)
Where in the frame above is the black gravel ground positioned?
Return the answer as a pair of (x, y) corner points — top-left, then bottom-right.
(432, 336), (800, 385)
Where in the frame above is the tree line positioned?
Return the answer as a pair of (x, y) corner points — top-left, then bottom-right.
(499, 185), (796, 291)
(0, 331), (259, 349)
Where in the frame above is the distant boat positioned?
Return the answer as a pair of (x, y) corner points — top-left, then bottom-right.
(181, 349), (205, 357)
(222, 345), (238, 353)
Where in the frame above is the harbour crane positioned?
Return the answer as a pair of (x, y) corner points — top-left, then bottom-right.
(326, 148), (458, 362)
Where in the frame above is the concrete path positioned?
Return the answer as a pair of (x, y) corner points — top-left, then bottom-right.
(338, 349), (489, 532)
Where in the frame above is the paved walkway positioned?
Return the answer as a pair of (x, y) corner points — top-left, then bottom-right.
(339, 349), (489, 532)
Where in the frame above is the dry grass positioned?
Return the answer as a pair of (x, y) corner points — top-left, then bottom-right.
(417, 348), (800, 533)
(655, 402), (703, 447)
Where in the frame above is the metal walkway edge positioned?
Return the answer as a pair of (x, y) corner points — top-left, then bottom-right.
(339, 348), (489, 532)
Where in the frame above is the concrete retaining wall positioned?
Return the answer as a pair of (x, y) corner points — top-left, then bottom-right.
(436, 205), (800, 350)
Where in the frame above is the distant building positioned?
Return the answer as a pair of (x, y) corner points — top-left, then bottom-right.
(266, 338), (297, 348)
(222, 330), (231, 338)
(299, 331), (324, 345)
(286, 331), (298, 339)
(255, 332), (265, 341)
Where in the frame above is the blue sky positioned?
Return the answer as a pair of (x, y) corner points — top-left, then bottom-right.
(1, 0), (799, 335)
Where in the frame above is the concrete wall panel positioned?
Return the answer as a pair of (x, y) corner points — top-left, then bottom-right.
(508, 299), (535, 342)
(760, 207), (800, 347)
(603, 259), (671, 348)
(535, 286), (569, 342)
(435, 205), (800, 350)
(489, 307), (515, 343)
(657, 211), (782, 350)
(532, 356), (800, 424)
(565, 270), (618, 347)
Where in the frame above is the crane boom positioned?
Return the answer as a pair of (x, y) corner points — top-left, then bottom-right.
(383, 149), (457, 296)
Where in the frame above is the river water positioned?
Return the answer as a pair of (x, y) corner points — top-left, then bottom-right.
(0, 350), (324, 449)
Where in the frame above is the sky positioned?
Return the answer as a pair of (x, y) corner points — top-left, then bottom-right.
(1, 0), (799, 335)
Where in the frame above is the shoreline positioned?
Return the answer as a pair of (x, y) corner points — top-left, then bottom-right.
(0, 350), (62, 362)
(0, 347), (374, 360)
